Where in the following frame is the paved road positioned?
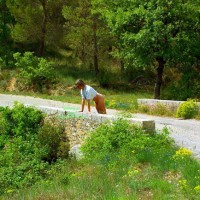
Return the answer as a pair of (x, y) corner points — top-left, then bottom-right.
(0, 94), (200, 159)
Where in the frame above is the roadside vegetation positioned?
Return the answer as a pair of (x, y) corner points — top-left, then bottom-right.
(0, 1), (200, 199)
(0, 105), (199, 199)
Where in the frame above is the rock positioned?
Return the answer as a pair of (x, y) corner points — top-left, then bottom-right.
(69, 144), (83, 160)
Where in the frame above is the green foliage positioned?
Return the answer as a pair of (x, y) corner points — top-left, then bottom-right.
(0, 103), (48, 195)
(117, 110), (132, 118)
(150, 103), (174, 117)
(7, 0), (66, 56)
(38, 117), (70, 162)
(62, 0), (114, 69)
(0, 102), (44, 137)
(137, 103), (176, 117)
(1, 117), (200, 200)
(13, 52), (56, 91)
(138, 104), (150, 113)
(62, 0), (94, 67)
(163, 66), (200, 100)
(98, 68), (113, 87)
(92, 0), (200, 98)
(106, 99), (136, 111)
(0, 103), (72, 195)
(0, 135), (48, 194)
(176, 99), (199, 119)
(81, 119), (173, 164)
(150, 103), (167, 116)
(0, 0), (14, 68)
(98, 0), (198, 66)
(0, 69), (16, 90)
(0, 102), (45, 156)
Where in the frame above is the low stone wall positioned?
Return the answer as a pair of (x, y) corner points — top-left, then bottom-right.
(56, 112), (155, 148)
(62, 117), (100, 148)
(138, 99), (200, 111)
(59, 115), (154, 160)
(36, 105), (155, 133)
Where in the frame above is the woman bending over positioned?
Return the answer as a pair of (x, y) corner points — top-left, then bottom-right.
(75, 79), (106, 114)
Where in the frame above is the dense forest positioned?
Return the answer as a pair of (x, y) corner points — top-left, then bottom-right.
(0, 0), (200, 99)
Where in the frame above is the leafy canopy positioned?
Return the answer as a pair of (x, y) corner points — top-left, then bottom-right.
(92, 0), (200, 68)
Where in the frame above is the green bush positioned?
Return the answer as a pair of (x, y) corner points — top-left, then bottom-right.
(0, 102), (44, 137)
(0, 104), (71, 195)
(138, 104), (150, 113)
(0, 103), (47, 195)
(81, 119), (173, 165)
(176, 99), (199, 119)
(163, 67), (200, 101)
(13, 52), (56, 91)
(38, 116), (70, 163)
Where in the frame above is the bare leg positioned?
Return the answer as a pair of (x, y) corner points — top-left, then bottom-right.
(95, 95), (106, 114)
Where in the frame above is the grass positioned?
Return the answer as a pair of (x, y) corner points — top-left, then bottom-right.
(137, 103), (176, 117)
(137, 102), (200, 119)
(3, 160), (198, 200)
(3, 121), (200, 200)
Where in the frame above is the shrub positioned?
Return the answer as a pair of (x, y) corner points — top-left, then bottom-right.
(82, 119), (153, 163)
(138, 104), (150, 113)
(38, 116), (70, 163)
(0, 102), (44, 138)
(0, 103), (71, 195)
(0, 104), (71, 195)
(0, 102), (44, 137)
(13, 52), (56, 91)
(0, 104), (47, 195)
(176, 99), (199, 119)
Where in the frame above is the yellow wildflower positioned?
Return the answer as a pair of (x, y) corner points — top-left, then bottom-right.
(173, 147), (192, 159)
(179, 179), (187, 190)
(194, 185), (200, 192)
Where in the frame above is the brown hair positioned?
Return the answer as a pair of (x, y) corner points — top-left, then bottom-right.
(75, 79), (85, 87)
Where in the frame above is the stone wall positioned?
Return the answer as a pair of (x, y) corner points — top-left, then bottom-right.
(138, 99), (200, 111)
(52, 111), (155, 151)
(63, 117), (100, 148)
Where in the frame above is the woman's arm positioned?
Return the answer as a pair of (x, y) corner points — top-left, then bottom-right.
(87, 99), (91, 112)
(80, 99), (85, 112)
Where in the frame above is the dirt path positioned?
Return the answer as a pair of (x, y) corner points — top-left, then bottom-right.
(0, 94), (200, 159)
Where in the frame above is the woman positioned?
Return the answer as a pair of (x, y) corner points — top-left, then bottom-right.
(75, 79), (106, 114)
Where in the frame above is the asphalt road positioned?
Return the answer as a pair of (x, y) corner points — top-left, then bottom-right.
(0, 94), (200, 159)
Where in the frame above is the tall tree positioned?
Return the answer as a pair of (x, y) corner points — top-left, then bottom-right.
(62, 0), (114, 76)
(0, 0), (14, 67)
(7, 0), (66, 56)
(38, 0), (47, 56)
(92, 0), (200, 98)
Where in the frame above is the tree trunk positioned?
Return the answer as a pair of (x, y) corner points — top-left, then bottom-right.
(2, 2), (9, 66)
(38, 0), (47, 57)
(93, 17), (99, 77)
(154, 57), (165, 99)
(120, 60), (124, 81)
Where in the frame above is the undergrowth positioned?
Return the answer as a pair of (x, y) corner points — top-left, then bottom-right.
(2, 118), (200, 200)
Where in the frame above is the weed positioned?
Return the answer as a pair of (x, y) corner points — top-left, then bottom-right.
(176, 99), (199, 119)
